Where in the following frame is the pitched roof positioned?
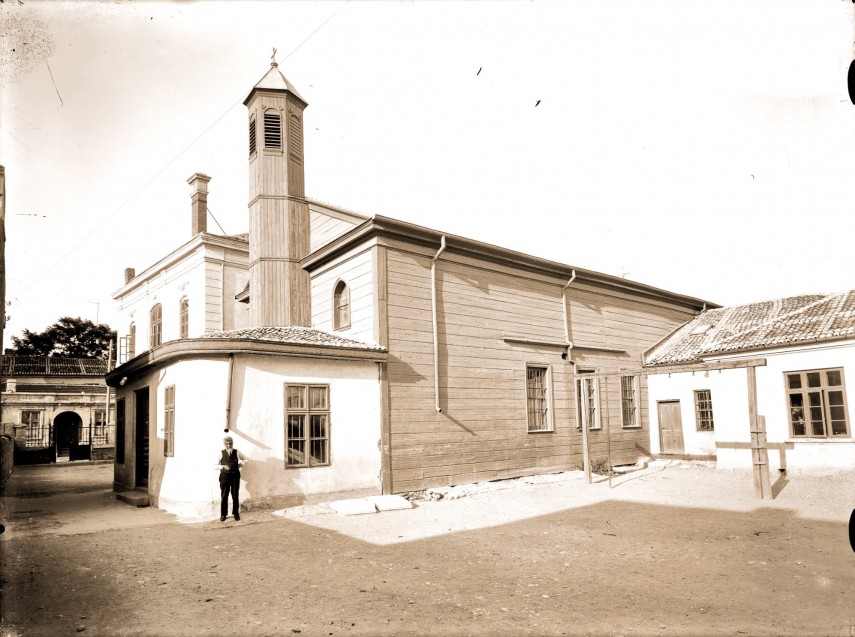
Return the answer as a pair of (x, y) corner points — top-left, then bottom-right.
(645, 290), (855, 366)
(243, 62), (306, 106)
(199, 326), (385, 351)
(2, 355), (109, 376)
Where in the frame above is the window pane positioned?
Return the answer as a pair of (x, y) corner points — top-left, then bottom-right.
(287, 440), (305, 466)
(286, 386), (305, 410)
(826, 370), (842, 386)
(787, 374), (802, 389)
(310, 438), (327, 465)
(310, 414), (327, 439)
(288, 415), (304, 439)
(807, 372), (821, 388)
(309, 386), (328, 410)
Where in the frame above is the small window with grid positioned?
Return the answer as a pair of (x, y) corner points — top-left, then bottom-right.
(621, 375), (641, 428)
(249, 115), (257, 156)
(694, 389), (715, 431)
(526, 365), (553, 432)
(285, 385), (330, 468)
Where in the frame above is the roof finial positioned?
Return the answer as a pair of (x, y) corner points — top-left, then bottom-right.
(271, 47), (278, 68)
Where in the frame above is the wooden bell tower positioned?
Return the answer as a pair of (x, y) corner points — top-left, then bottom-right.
(244, 56), (311, 327)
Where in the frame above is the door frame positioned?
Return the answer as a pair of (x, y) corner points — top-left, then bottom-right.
(134, 387), (150, 487)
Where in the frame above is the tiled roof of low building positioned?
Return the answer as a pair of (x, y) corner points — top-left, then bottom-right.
(645, 290), (855, 366)
(2, 355), (109, 376)
(199, 326), (385, 351)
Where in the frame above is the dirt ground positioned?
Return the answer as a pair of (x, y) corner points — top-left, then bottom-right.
(1, 460), (854, 637)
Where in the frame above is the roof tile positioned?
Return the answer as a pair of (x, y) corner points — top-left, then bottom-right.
(645, 290), (855, 366)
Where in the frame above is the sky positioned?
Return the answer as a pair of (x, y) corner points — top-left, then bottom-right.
(1, 0), (854, 350)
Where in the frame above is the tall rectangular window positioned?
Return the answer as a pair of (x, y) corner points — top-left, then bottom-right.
(93, 409), (108, 444)
(164, 385), (175, 457)
(150, 304), (162, 348)
(116, 399), (126, 464)
(22, 410), (46, 447)
(621, 375), (641, 428)
(576, 373), (601, 430)
(526, 365), (553, 432)
(179, 299), (189, 339)
(786, 368), (849, 438)
(285, 385), (330, 468)
(694, 389), (715, 431)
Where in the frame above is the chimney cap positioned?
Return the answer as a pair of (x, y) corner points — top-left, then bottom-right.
(187, 172), (212, 188)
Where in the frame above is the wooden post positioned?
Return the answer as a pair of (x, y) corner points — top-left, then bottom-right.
(576, 372), (591, 484)
(604, 376), (612, 488)
(746, 366), (772, 499)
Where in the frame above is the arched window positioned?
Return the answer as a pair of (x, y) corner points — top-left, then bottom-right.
(264, 110), (281, 149)
(179, 298), (189, 339)
(128, 323), (136, 359)
(150, 304), (163, 348)
(248, 115), (257, 156)
(333, 281), (350, 331)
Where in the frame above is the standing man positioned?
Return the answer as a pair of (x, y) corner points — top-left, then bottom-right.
(217, 436), (246, 521)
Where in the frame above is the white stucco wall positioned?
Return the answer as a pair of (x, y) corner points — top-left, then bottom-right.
(647, 341), (855, 470)
(147, 354), (383, 519)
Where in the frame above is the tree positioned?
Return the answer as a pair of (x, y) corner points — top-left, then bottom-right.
(11, 316), (117, 361)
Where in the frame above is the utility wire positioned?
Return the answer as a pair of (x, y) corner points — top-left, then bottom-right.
(15, 0), (350, 297)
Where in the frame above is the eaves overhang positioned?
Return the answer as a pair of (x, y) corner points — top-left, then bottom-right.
(112, 232), (249, 299)
(301, 215), (718, 313)
(106, 337), (388, 388)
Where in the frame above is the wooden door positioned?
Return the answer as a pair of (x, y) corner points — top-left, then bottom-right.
(135, 388), (150, 486)
(657, 400), (684, 454)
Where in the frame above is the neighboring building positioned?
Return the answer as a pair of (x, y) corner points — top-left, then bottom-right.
(107, 61), (713, 517)
(1, 355), (115, 464)
(644, 291), (855, 470)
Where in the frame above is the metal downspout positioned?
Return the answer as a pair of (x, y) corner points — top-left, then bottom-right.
(431, 236), (447, 413)
(562, 269), (591, 483)
(224, 354), (234, 432)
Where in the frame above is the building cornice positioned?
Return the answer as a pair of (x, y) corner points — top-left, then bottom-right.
(106, 337), (388, 387)
(301, 215), (717, 312)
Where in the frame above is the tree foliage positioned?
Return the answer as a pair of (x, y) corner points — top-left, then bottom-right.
(10, 316), (117, 361)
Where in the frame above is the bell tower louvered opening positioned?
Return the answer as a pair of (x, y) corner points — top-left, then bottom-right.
(249, 116), (257, 156)
(264, 111), (282, 149)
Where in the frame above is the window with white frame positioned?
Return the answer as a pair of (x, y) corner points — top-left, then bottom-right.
(333, 281), (351, 331)
(526, 365), (553, 432)
(576, 372), (601, 430)
(786, 368), (849, 438)
(285, 385), (330, 468)
(621, 375), (641, 428)
(694, 389), (715, 431)
(22, 410), (46, 447)
(164, 385), (175, 457)
(150, 304), (163, 348)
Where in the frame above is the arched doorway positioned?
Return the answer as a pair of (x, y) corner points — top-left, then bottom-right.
(53, 411), (86, 462)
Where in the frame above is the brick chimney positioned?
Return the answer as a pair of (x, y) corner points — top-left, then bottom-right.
(124, 268), (136, 284)
(187, 172), (211, 236)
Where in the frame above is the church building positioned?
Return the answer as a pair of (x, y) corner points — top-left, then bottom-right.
(107, 61), (712, 518)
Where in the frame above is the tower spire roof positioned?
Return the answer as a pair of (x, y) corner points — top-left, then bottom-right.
(243, 57), (307, 106)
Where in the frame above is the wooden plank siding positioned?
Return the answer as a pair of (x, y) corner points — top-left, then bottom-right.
(310, 209), (360, 253)
(309, 246), (376, 344)
(382, 247), (699, 493)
